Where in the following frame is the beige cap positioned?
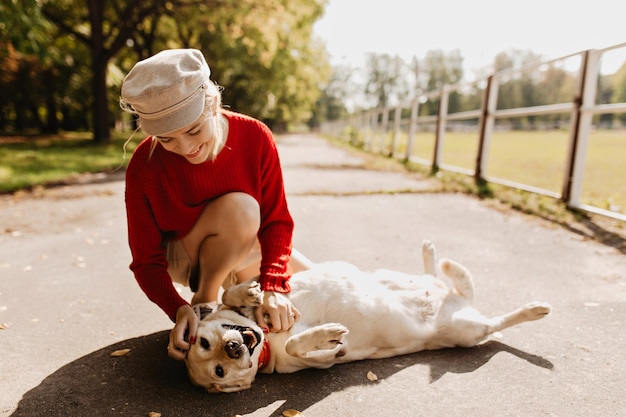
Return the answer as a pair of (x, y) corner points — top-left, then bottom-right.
(120, 49), (211, 136)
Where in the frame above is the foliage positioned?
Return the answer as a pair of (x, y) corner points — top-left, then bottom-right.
(363, 53), (410, 109)
(0, 0), (72, 133)
(355, 47), (625, 131)
(3, 1), (626, 140)
(181, 0), (330, 130)
(1, 0), (330, 139)
(310, 64), (352, 127)
(611, 62), (626, 123)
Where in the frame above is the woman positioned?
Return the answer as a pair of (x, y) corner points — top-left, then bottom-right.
(120, 48), (311, 360)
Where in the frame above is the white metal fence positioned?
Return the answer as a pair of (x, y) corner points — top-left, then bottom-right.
(321, 42), (626, 222)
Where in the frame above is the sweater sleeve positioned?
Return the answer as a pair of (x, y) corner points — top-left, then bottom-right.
(255, 123), (295, 293)
(125, 147), (188, 322)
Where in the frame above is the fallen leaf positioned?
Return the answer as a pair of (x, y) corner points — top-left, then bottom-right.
(367, 371), (378, 381)
(282, 410), (304, 417)
(148, 412), (161, 417)
(110, 348), (131, 357)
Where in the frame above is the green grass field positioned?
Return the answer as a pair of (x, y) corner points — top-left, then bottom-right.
(0, 132), (137, 193)
(363, 128), (625, 214)
(1, 128), (624, 217)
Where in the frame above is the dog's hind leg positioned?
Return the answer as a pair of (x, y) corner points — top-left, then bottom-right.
(485, 302), (552, 334)
(422, 239), (436, 276)
(439, 259), (474, 301)
(446, 302), (551, 347)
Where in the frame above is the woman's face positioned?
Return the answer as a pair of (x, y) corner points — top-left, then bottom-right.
(154, 116), (212, 164)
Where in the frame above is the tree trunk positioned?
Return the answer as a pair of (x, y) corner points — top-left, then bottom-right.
(44, 70), (59, 134)
(92, 54), (110, 144)
(89, 0), (110, 144)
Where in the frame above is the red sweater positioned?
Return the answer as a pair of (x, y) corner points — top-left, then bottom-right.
(125, 110), (294, 321)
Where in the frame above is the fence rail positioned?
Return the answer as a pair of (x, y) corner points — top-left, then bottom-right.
(321, 42), (626, 222)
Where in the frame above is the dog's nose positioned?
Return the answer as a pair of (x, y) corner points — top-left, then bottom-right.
(225, 341), (243, 359)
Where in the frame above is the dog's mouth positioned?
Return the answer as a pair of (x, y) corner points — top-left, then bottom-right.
(221, 324), (262, 355)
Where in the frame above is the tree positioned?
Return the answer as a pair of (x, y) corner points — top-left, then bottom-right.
(420, 49), (464, 115)
(159, 0), (329, 130)
(4, 0), (330, 136)
(363, 53), (409, 109)
(493, 49), (545, 127)
(0, 0), (58, 132)
(536, 64), (576, 126)
(612, 62), (626, 124)
(311, 63), (353, 128)
(42, 0), (177, 143)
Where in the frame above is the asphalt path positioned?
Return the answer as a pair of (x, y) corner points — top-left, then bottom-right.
(1, 133), (625, 416)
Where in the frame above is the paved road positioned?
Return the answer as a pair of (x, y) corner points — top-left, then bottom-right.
(1, 133), (625, 417)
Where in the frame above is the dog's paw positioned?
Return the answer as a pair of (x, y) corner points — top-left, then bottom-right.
(222, 281), (263, 307)
(316, 323), (349, 350)
(523, 302), (552, 321)
(243, 281), (264, 306)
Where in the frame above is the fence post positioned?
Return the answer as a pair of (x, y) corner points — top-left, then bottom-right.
(365, 110), (374, 150)
(377, 108), (388, 153)
(390, 104), (402, 157)
(562, 50), (600, 206)
(476, 75), (498, 180)
(406, 97), (420, 161)
(432, 88), (449, 172)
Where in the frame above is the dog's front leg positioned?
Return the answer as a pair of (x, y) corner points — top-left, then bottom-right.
(285, 323), (349, 358)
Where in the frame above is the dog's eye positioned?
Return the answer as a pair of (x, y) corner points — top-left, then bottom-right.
(200, 338), (210, 350)
(216, 365), (224, 378)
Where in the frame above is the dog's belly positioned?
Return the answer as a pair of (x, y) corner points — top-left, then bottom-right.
(288, 263), (448, 361)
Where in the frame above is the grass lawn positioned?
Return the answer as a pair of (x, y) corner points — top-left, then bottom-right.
(1, 128), (624, 218)
(373, 128), (625, 213)
(0, 131), (138, 193)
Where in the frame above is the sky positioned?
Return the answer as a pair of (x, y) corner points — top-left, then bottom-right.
(313, 0), (626, 79)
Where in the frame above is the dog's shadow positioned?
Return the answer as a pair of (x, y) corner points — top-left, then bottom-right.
(11, 331), (553, 417)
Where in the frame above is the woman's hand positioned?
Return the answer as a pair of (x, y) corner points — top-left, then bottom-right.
(254, 291), (300, 333)
(167, 304), (199, 360)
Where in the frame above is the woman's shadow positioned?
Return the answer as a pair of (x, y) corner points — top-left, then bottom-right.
(11, 331), (553, 417)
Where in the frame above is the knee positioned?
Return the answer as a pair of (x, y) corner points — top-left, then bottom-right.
(220, 192), (260, 240)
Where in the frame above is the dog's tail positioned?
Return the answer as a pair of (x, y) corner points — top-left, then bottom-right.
(422, 239), (436, 276)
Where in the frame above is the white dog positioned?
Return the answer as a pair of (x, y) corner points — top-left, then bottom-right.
(185, 240), (551, 393)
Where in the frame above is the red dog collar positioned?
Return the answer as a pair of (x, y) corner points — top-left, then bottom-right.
(257, 339), (271, 370)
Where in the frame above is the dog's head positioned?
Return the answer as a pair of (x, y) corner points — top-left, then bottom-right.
(185, 310), (264, 393)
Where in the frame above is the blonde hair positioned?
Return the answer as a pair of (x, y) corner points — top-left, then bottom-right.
(147, 82), (226, 160)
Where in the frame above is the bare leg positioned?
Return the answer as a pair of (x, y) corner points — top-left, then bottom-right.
(180, 193), (260, 305)
(290, 248), (315, 271)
